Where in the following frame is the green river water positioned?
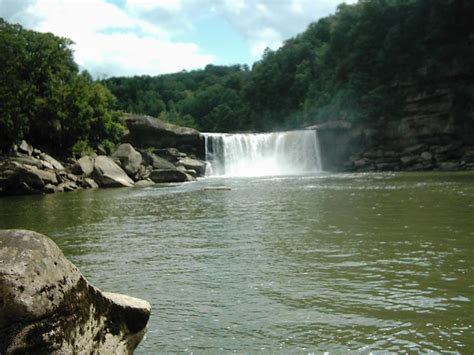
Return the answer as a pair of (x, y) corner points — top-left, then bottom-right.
(0, 171), (473, 353)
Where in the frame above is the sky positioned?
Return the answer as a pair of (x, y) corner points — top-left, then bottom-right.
(0, 0), (356, 77)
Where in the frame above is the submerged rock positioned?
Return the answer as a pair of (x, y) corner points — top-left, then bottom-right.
(92, 156), (134, 188)
(0, 229), (150, 354)
(203, 186), (231, 191)
(134, 179), (155, 187)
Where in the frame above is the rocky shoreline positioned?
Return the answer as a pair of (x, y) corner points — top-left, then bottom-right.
(2, 104), (473, 197)
(0, 114), (207, 197)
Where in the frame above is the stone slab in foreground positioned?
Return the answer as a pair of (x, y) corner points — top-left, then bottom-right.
(0, 229), (150, 354)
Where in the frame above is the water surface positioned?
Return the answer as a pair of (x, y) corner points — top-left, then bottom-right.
(0, 172), (473, 353)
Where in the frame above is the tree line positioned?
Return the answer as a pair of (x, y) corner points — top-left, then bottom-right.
(1, 0), (472, 155)
(103, 0), (473, 132)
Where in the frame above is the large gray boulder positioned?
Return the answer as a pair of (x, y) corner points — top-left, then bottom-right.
(124, 114), (204, 156)
(72, 155), (95, 176)
(0, 229), (150, 354)
(111, 144), (142, 178)
(149, 169), (194, 183)
(92, 156), (134, 187)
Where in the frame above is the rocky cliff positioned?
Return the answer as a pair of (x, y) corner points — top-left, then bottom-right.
(316, 66), (474, 172)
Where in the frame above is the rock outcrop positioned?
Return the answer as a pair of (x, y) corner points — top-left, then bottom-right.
(92, 156), (135, 188)
(123, 114), (204, 157)
(313, 86), (474, 172)
(0, 229), (150, 354)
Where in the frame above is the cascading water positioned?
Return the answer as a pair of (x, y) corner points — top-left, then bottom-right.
(203, 130), (322, 177)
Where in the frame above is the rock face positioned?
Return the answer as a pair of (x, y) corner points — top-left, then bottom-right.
(0, 229), (150, 354)
(314, 87), (474, 172)
(111, 144), (143, 179)
(124, 114), (204, 157)
(92, 156), (135, 187)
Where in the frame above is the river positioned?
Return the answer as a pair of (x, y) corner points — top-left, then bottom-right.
(0, 171), (473, 353)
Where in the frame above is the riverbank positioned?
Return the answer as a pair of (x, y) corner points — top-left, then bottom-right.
(0, 139), (206, 197)
(0, 114), (209, 197)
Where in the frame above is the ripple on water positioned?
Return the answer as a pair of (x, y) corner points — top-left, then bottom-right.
(0, 172), (473, 352)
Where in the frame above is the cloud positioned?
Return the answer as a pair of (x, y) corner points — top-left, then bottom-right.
(120, 0), (358, 59)
(215, 0), (358, 58)
(0, 0), (215, 77)
(0, 0), (356, 76)
(0, 0), (41, 26)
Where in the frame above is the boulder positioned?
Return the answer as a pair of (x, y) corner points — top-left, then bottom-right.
(178, 157), (206, 176)
(134, 179), (155, 187)
(92, 156), (134, 188)
(10, 155), (43, 168)
(420, 151), (433, 161)
(39, 153), (65, 170)
(72, 156), (95, 176)
(151, 148), (185, 164)
(0, 229), (150, 354)
(81, 177), (99, 189)
(149, 169), (194, 183)
(124, 114), (204, 155)
(141, 151), (176, 170)
(176, 165), (197, 177)
(438, 161), (459, 171)
(18, 140), (33, 156)
(0, 161), (58, 195)
(58, 181), (79, 192)
(111, 144), (142, 178)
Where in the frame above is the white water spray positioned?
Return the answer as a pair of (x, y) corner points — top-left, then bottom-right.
(203, 130), (322, 177)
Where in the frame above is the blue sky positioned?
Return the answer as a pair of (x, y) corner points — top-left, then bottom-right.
(0, 0), (356, 77)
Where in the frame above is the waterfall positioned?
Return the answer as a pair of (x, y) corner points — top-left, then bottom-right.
(203, 130), (322, 177)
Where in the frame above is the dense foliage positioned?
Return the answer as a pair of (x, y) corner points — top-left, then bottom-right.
(0, 19), (124, 155)
(104, 0), (473, 132)
(1, 0), (472, 154)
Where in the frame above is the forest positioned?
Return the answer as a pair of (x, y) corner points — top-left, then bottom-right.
(103, 0), (472, 133)
(1, 0), (472, 155)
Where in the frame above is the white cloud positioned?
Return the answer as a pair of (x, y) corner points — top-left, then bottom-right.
(126, 0), (182, 13)
(0, 0), (357, 76)
(215, 0), (358, 59)
(0, 0), (215, 77)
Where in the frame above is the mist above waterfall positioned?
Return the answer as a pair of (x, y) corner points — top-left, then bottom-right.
(203, 130), (322, 177)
